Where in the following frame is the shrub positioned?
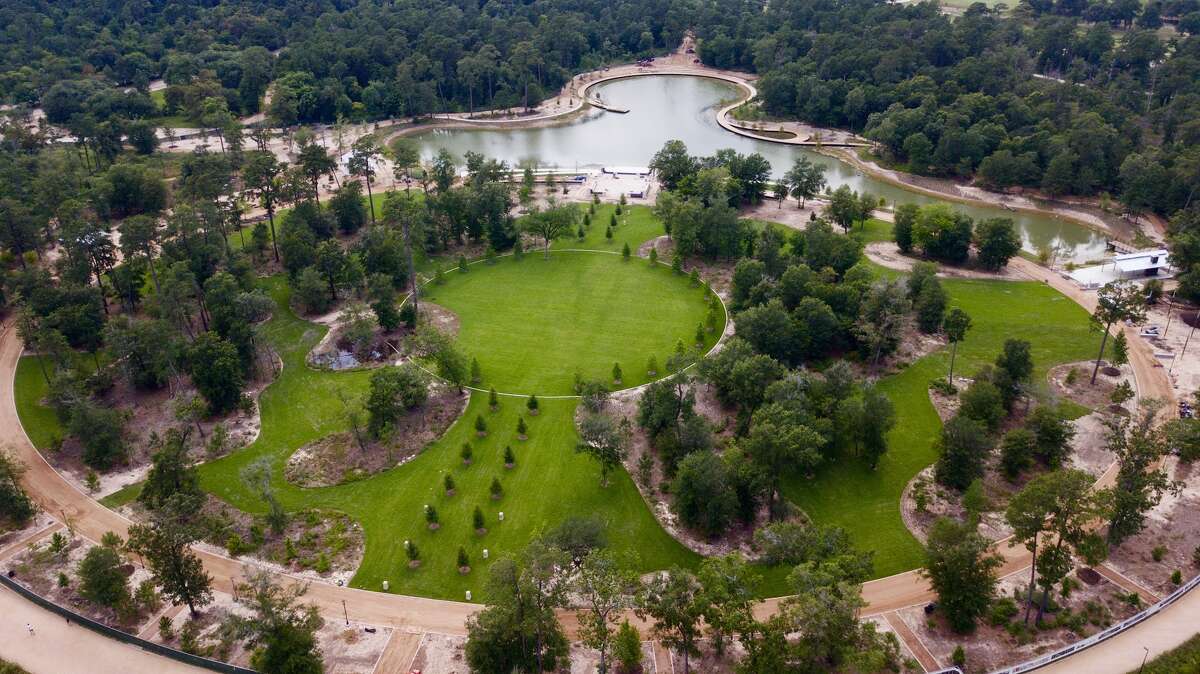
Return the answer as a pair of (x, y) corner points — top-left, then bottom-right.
(527, 394), (539, 414)
(457, 546), (470, 571)
(475, 414), (488, 437)
(405, 540), (420, 564)
(1153, 545), (1167, 562)
(646, 356), (659, 376)
(489, 388), (499, 411)
(461, 442), (473, 464)
(444, 473), (456, 495)
(988, 597), (1019, 626)
(473, 506), (485, 532)
(612, 362), (623, 384)
(689, 269), (701, 287)
(503, 445), (515, 467)
(622, 242), (631, 260)
(458, 255), (469, 272)
(517, 417), (528, 439)
(672, 253), (683, 275)
(470, 358), (482, 384)
(490, 477), (503, 500)
(606, 225), (613, 241)
(1172, 569), (1183, 585)
(649, 247), (658, 265)
(159, 616), (175, 641)
(425, 505), (440, 529)
(952, 645), (966, 668)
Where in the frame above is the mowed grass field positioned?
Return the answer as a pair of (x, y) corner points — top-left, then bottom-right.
(781, 220), (1099, 577)
(422, 250), (719, 395)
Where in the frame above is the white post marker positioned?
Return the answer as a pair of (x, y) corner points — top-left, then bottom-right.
(382, 580), (389, 591)
(498, 511), (505, 521)
(465, 590), (472, 601)
(482, 549), (489, 559)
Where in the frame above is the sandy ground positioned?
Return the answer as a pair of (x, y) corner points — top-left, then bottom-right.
(1139, 301), (1200, 402)
(0, 584), (210, 674)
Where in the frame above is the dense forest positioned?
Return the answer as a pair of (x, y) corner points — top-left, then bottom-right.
(693, 0), (1200, 217)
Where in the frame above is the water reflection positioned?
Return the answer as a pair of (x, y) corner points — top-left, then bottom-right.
(409, 76), (1108, 261)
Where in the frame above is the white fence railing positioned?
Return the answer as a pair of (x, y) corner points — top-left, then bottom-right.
(991, 571), (1200, 673)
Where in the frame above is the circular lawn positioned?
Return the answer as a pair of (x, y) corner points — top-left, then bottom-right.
(420, 250), (724, 396)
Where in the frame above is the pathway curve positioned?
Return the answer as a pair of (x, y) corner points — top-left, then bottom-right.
(0, 247), (1181, 671)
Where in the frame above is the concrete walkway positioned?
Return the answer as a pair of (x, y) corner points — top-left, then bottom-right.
(0, 584), (207, 674)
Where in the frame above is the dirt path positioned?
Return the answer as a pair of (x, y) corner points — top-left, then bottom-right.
(883, 610), (940, 672)
(0, 584), (209, 674)
(371, 630), (423, 674)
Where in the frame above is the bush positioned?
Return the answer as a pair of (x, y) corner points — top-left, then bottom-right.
(1153, 545), (1167, 562)
(1172, 569), (1183, 585)
(444, 473), (455, 495)
(988, 597), (1019, 626)
(952, 645), (966, 668)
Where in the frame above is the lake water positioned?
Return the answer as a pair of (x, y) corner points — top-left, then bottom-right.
(409, 75), (1109, 261)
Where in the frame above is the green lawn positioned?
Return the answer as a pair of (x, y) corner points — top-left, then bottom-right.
(782, 260), (1098, 578)
(422, 251), (718, 395)
(1136, 633), (1200, 673)
(17, 210), (1102, 598)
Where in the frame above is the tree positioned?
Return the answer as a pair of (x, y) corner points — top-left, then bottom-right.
(575, 551), (639, 674)
(78, 543), (130, 610)
(935, 414), (992, 491)
(1006, 470), (1107, 624)
(1000, 428), (1037, 480)
(139, 429), (201, 510)
(825, 185), (861, 231)
(1089, 282), (1147, 384)
(671, 451), (738, 537)
(243, 152), (284, 261)
(912, 204), (973, 264)
(1027, 405), (1076, 468)
(226, 571), (323, 674)
(914, 276), (947, 334)
(576, 413), (627, 486)
(923, 518), (1003, 633)
(187, 332), (244, 415)
(745, 404), (824, 517)
(943, 308), (972, 386)
(853, 279), (911, 366)
(348, 138), (381, 224)
(782, 155), (827, 208)
(365, 364), (428, 438)
(697, 554), (756, 656)
(329, 182), (367, 235)
(611, 621), (643, 674)
(894, 203), (919, 254)
(242, 458), (288, 535)
(524, 201), (578, 258)
(390, 139), (420, 192)
(465, 544), (570, 673)
(639, 568), (704, 674)
(0, 452), (35, 528)
(1105, 404), (1179, 547)
(975, 218), (1021, 270)
(126, 495), (214, 615)
(297, 140), (336, 205)
(649, 140), (698, 190)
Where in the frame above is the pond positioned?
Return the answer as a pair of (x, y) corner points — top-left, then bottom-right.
(409, 75), (1110, 262)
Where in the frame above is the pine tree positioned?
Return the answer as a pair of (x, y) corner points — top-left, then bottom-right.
(647, 356), (659, 376)
(622, 242), (631, 260)
(612, 362), (623, 384)
(527, 394), (539, 415)
(444, 473), (456, 495)
(517, 417), (528, 440)
(473, 506), (485, 532)
(689, 269), (701, 287)
(461, 442), (473, 464)
(470, 357), (482, 384)
(426, 505), (440, 529)
(457, 546), (470, 571)
(490, 477), (503, 500)
(503, 445), (516, 467)
(489, 387), (499, 411)
(405, 540), (420, 565)
(475, 414), (488, 437)
(458, 255), (469, 272)
(672, 253), (683, 275)
(695, 323), (705, 346)
(605, 225), (613, 241)
(649, 247), (658, 265)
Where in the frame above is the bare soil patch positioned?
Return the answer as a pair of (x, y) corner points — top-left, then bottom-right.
(409, 632), (468, 673)
(1105, 457), (1200, 596)
(1047, 360), (1134, 414)
(285, 383), (468, 488)
(42, 351), (276, 498)
(899, 569), (1138, 673)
